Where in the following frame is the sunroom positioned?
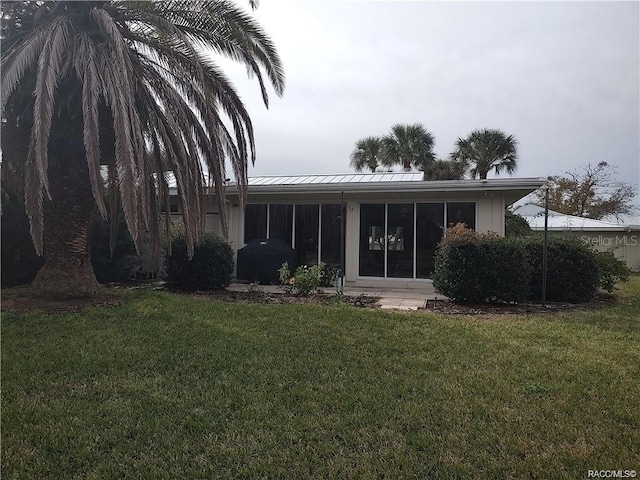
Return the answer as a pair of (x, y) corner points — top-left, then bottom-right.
(173, 172), (544, 288)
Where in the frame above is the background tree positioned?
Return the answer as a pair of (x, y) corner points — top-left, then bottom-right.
(349, 136), (384, 172)
(423, 158), (465, 180)
(1, 1), (284, 298)
(537, 162), (638, 220)
(452, 129), (518, 179)
(381, 123), (436, 172)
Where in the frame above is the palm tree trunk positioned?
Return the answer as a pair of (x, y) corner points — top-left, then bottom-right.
(31, 156), (101, 298)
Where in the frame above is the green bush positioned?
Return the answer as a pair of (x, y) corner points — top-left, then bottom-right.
(279, 262), (325, 296)
(505, 209), (533, 237)
(90, 213), (141, 283)
(166, 233), (234, 290)
(596, 251), (630, 293)
(433, 234), (530, 303)
(519, 236), (600, 303)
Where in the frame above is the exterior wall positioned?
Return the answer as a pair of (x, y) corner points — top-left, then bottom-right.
(476, 193), (505, 235)
(573, 231), (640, 271)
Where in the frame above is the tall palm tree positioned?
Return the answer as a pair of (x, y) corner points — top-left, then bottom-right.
(381, 123), (436, 172)
(451, 129), (518, 179)
(1, 1), (284, 298)
(349, 136), (384, 172)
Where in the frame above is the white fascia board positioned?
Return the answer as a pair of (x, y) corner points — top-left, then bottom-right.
(223, 178), (545, 196)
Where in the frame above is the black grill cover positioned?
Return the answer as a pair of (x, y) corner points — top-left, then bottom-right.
(236, 238), (298, 284)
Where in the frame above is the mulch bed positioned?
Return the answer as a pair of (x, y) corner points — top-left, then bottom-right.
(423, 294), (616, 315)
(1, 282), (379, 314)
(179, 288), (381, 309)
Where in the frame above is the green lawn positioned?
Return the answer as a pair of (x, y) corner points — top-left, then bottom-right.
(2, 278), (639, 479)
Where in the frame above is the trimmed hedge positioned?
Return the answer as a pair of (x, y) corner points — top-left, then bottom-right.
(433, 237), (530, 303)
(433, 225), (603, 304)
(166, 233), (234, 290)
(518, 236), (599, 303)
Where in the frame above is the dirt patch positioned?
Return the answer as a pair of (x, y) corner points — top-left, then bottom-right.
(2, 294), (121, 314)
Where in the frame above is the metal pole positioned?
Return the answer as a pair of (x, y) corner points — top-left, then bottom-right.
(340, 191), (345, 290)
(542, 186), (549, 307)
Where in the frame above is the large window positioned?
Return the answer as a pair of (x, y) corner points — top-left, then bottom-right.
(360, 201), (475, 279)
(359, 204), (385, 277)
(244, 204), (267, 243)
(295, 204), (319, 265)
(416, 203), (444, 278)
(269, 204), (293, 245)
(446, 202), (475, 230)
(387, 203), (414, 278)
(243, 203), (343, 267)
(321, 204), (343, 268)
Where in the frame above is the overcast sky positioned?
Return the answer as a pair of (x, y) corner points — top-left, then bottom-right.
(223, 1), (639, 193)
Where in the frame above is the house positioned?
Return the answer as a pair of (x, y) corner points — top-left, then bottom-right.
(170, 173), (544, 287)
(514, 203), (640, 271)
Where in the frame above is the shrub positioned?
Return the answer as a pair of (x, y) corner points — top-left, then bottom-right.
(90, 213), (141, 283)
(518, 236), (599, 303)
(279, 262), (325, 296)
(505, 209), (533, 237)
(596, 251), (630, 293)
(433, 228), (530, 303)
(166, 233), (234, 290)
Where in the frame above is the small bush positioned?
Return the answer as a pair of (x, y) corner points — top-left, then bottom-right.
(433, 227), (530, 303)
(596, 251), (630, 293)
(279, 262), (325, 296)
(519, 236), (599, 303)
(166, 233), (234, 290)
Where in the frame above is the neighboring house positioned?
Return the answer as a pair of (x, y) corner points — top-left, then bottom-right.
(170, 173), (543, 287)
(514, 203), (640, 271)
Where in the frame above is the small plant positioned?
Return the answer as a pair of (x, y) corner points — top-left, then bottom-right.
(596, 251), (630, 293)
(319, 264), (341, 288)
(279, 262), (326, 296)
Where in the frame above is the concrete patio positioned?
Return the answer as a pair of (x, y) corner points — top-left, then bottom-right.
(227, 282), (443, 311)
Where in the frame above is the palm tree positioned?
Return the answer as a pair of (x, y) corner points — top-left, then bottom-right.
(1, 1), (284, 298)
(424, 158), (465, 181)
(350, 136), (384, 172)
(381, 123), (436, 172)
(451, 129), (518, 179)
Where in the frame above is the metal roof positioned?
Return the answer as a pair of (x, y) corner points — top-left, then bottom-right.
(245, 172), (424, 186)
(513, 204), (635, 231)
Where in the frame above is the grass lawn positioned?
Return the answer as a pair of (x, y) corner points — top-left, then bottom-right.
(2, 278), (639, 479)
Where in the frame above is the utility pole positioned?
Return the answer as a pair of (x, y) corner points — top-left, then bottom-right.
(542, 186), (549, 307)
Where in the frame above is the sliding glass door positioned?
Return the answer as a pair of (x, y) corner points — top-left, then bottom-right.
(359, 201), (475, 279)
